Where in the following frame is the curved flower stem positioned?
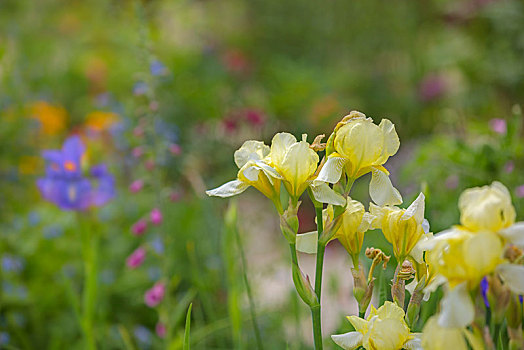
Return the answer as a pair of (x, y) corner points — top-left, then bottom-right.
(79, 214), (98, 350)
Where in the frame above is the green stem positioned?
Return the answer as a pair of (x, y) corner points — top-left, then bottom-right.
(80, 214), (97, 350)
(311, 305), (323, 350)
(234, 221), (264, 350)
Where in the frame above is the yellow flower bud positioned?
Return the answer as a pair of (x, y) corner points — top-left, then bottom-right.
(459, 181), (515, 232)
(327, 200), (372, 257)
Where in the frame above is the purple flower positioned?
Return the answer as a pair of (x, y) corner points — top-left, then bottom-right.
(37, 136), (115, 211)
(150, 208), (163, 225)
(481, 277), (489, 308)
(418, 74), (446, 102)
(490, 118), (507, 135)
(504, 161), (515, 174)
(131, 219), (148, 236)
(144, 281), (165, 307)
(126, 247), (146, 269)
(516, 185), (524, 198)
(150, 60), (168, 76)
(133, 82), (148, 96)
(155, 322), (166, 338)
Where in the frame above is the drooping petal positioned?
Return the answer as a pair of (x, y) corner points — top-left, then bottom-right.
(410, 232), (433, 264)
(315, 156), (347, 184)
(241, 164), (261, 182)
(296, 231), (318, 254)
(496, 263), (524, 294)
(206, 180), (250, 197)
(369, 168), (402, 206)
(331, 332), (363, 350)
(234, 140), (270, 168)
(42, 150), (63, 176)
(269, 132), (297, 169)
(309, 182), (346, 206)
(422, 317), (469, 350)
(378, 118), (400, 161)
(499, 222), (524, 248)
(438, 283), (474, 328)
(402, 193), (425, 224)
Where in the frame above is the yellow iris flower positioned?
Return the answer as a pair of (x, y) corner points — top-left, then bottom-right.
(206, 133), (345, 208)
(316, 111), (402, 206)
(421, 316), (483, 350)
(369, 193), (427, 262)
(331, 301), (421, 350)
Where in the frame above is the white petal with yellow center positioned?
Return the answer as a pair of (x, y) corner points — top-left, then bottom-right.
(315, 156), (347, 184)
(269, 132), (297, 169)
(234, 140), (270, 168)
(309, 182), (346, 206)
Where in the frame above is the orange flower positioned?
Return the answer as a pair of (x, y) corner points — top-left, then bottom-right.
(28, 101), (67, 135)
(85, 111), (119, 132)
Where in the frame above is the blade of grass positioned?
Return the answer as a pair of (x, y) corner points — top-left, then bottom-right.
(183, 303), (193, 350)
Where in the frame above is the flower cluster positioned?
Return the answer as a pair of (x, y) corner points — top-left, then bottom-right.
(209, 110), (524, 350)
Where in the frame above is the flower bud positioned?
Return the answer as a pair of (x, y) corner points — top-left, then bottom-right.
(126, 247), (146, 269)
(131, 219), (148, 236)
(280, 201), (300, 244)
(291, 262), (318, 307)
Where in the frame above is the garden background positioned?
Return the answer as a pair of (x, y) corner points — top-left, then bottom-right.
(1, 0), (524, 348)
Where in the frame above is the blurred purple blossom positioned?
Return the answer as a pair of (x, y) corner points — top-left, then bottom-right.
(504, 161), (514, 174)
(37, 136), (115, 211)
(516, 185), (524, 198)
(133, 82), (148, 96)
(131, 219), (148, 236)
(150, 60), (168, 76)
(480, 277), (489, 308)
(150, 208), (163, 225)
(126, 247), (146, 269)
(445, 174), (459, 190)
(418, 74), (446, 102)
(150, 236), (164, 254)
(43, 225), (64, 239)
(489, 118), (507, 135)
(1, 255), (24, 273)
(133, 325), (152, 345)
(144, 281), (165, 307)
(155, 322), (166, 338)
(129, 179), (144, 193)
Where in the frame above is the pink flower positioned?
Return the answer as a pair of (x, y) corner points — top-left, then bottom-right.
(169, 144), (181, 156)
(516, 185), (524, 198)
(504, 161), (515, 174)
(169, 190), (182, 202)
(131, 219), (148, 236)
(418, 74), (446, 102)
(244, 109), (265, 127)
(155, 322), (166, 338)
(144, 282), (165, 307)
(129, 179), (144, 193)
(145, 159), (155, 171)
(132, 146), (144, 158)
(445, 174), (459, 190)
(490, 118), (507, 135)
(133, 126), (144, 138)
(126, 247), (146, 269)
(150, 208), (163, 225)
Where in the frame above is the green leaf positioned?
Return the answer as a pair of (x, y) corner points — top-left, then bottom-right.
(183, 303), (193, 350)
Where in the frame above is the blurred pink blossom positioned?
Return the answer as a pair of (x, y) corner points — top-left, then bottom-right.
(445, 174), (459, 190)
(490, 118), (507, 135)
(133, 126), (144, 138)
(132, 146), (144, 158)
(150, 208), (163, 225)
(418, 74), (446, 102)
(131, 219), (148, 236)
(145, 159), (155, 171)
(129, 179), (144, 193)
(126, 247), (146, 269)
(516, 185), (524, 198)
(155, 322), (166, 338)
(169, 144), (182, 156)
(144, 282), (165, 307)
(504, 161), (514, 174)
(170, 189), (182, 202)
(243, 109), (265, 127)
